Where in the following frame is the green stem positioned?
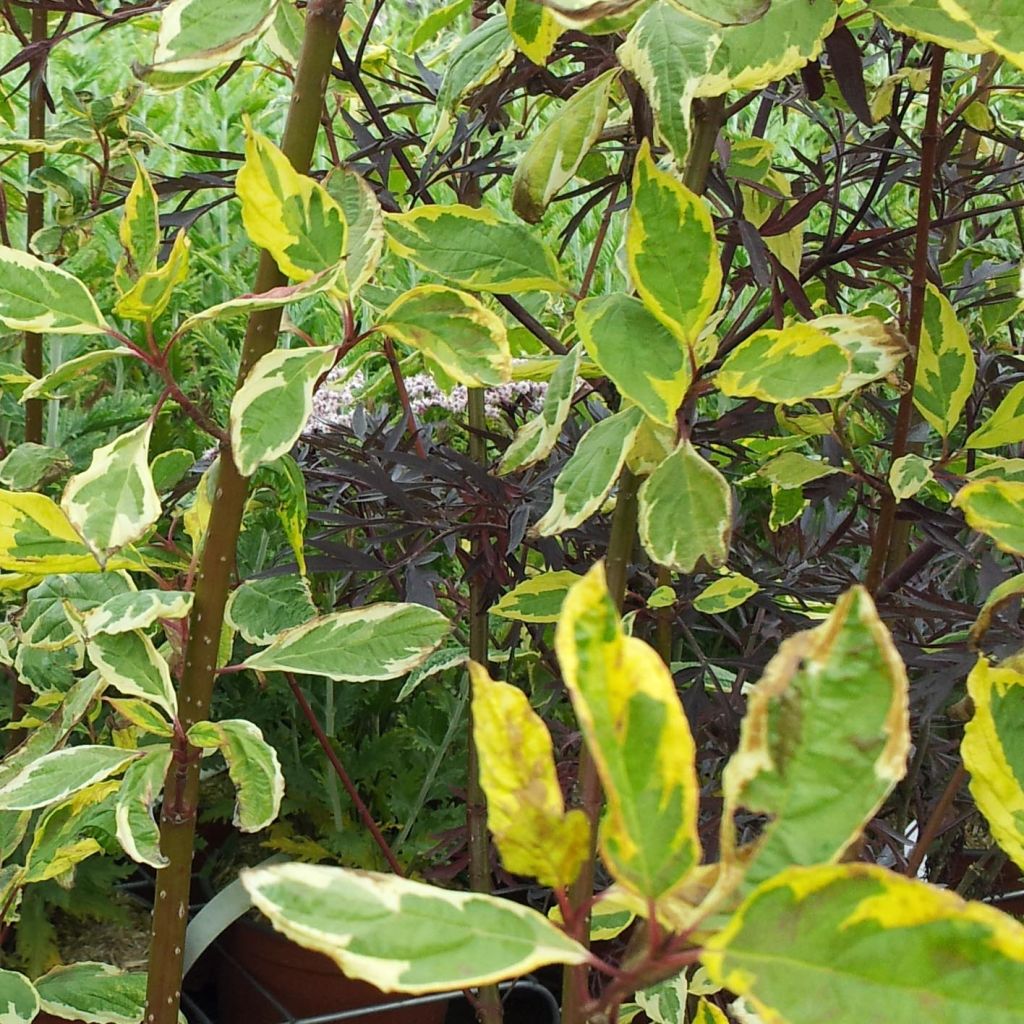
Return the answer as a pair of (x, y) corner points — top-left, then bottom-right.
(143, 5), (346, 1022)
(466, 386), (503, 1024)
(866, 47), (946, 593)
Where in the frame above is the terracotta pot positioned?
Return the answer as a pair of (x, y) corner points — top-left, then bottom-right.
(217, 916), (449, 1024)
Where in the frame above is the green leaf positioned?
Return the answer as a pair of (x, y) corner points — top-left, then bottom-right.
(230, 346), (336, 477)
(237, 127), (347, 282)
(141, 0), (278, 89)
(115, 748), (171, 868)
(962, 657), (1024, 870)
(555, 563), (701, 901)
(0, 746), (138, 811)
(512, 69), (617, 222)
(499, 345), (583, 474)
(703, 863), (1024, 1024)
(534, 406), (645, 536)
(397, 645), (469, 702)
(954, 478), (1024, 555)
(435, 16), (516, 112)
(470, 663), (589, 888)
(720, 587), (909, 894)
(938, 0), (1024, 68)
(84, 629), (177, 717)
(913, 284), (975, 438)
(380, 286), (511, 388)
(188, 719), (283, 832)
(967, 381), (1024, 449)
(82, 589), (193, 636)
(889, 454), (934, 503)
(491, 571), (583, 623)
(873, 0), (986, 52)
(0, 968), (38, 1024)
(113, 229), (190, 323)
(0, 245), (107, 334)
(242, 603), (451, 681)
(577, 294), (691, 426)
(693, 572), (759, 614)
(506, 0), (564, 65)
(0, 443), (71, 491)
(385, 205), (567, 294)
(225, 574), (316, 645)
(62, 421), (161, 565)
(718, 324), (851, 405)
(628, 141), (721, 346)
(241, 863), (588, 992)
(19, 348), (135, 403)
(323, 167), (385, 297)
(35, 962), (151, 1024)
(638, 442), (732, 572)
(618, 4), (721, 164)
(408, 0), (472, 52)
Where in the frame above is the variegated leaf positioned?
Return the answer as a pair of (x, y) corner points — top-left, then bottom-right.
(386, 205), (567, 294)
(0, 746), (139, 811)
(913, 284), (975, 438)
(873, 0), (985, 52)
(512, 69), (617, 222)
(638, 442), (732, 573)
(967, 380), (1024, 450)
(323, 167), (385, 297)
(188, 720), (283, 832)
(534, 406), (645, 536)
(81, 589), (193, 636)
(380, 286), (511, 388)
(242, 603), (450, 681)
(938, 0), (1024, 68)
(506, 0), (564, 65)
(694, 572), (759, 614)
(242, 863), (588, 992)
(35, 963), (153, 1024)
(62, 421), (161, 564)
(84, 629), (177, 717)
(954, 478), (1024, 555)
(19, 348), (135, 404)
(0, 246), (107, 334)
(115, 154), (160, 291)
(237, 128), (346, 282)
(555, 563), (701, 901)
(491, 571), (583, 623)
(0, 968), (38, 1024)
(703, 864), (1024, 1024)
(230, 346), (336, 477)
(470, 663), (589, 888)
(113, 229), (190, 323)
(225, 574), (316, 646)
(962, 657), (1024, 870)
(115, 748), (172, 868)
(721, 588), (909, 895)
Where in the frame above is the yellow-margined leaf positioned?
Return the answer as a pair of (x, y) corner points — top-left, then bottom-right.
(693, 572), (759, 614)
(555, 563), (701, 901)
(113, 229), (190, 323)
(188, 719), (283, 832)
(873, 0), (986, 52)
(913, 284), (975, 438)
(241, 863), (588, 992)
(385, 205), (567, 294)
(811, 314), (908, 395)
(967, 380), (1024, 450)
(499, 344), (583, 474)
(0, 246), (107, 335)
(577, 294), (691, 426)
(230, 346), (336, 477)
(380, 286), (511, 388)
(61, 421), (161, 565)
(889, 453), (933, 503)
(703, 863), (1024, 1024)
(469, 663), (589, 888)
(628, 141), (721, 346)
(506, 0), (564, 64)
(491, 571), (583, 623)
(721, 587), (909, 895)
(537, 0), (650, 27)
(639, 442), (732, 572)
(435, 16), (516, 113)
(962, 657), (1024, 870)
(115, 154), (160, 291)
(115, 747), (171, 868)
(717, 323), (851, 404)
(534, 406), (645, 536)
(512, 69), (617, 222)
(19, 348), (135, 404)
(237, 127), (347, 282)
(323, 167), (385, 297)
(938, 0), (1024, 68)
(954, 478), (1024, 555)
